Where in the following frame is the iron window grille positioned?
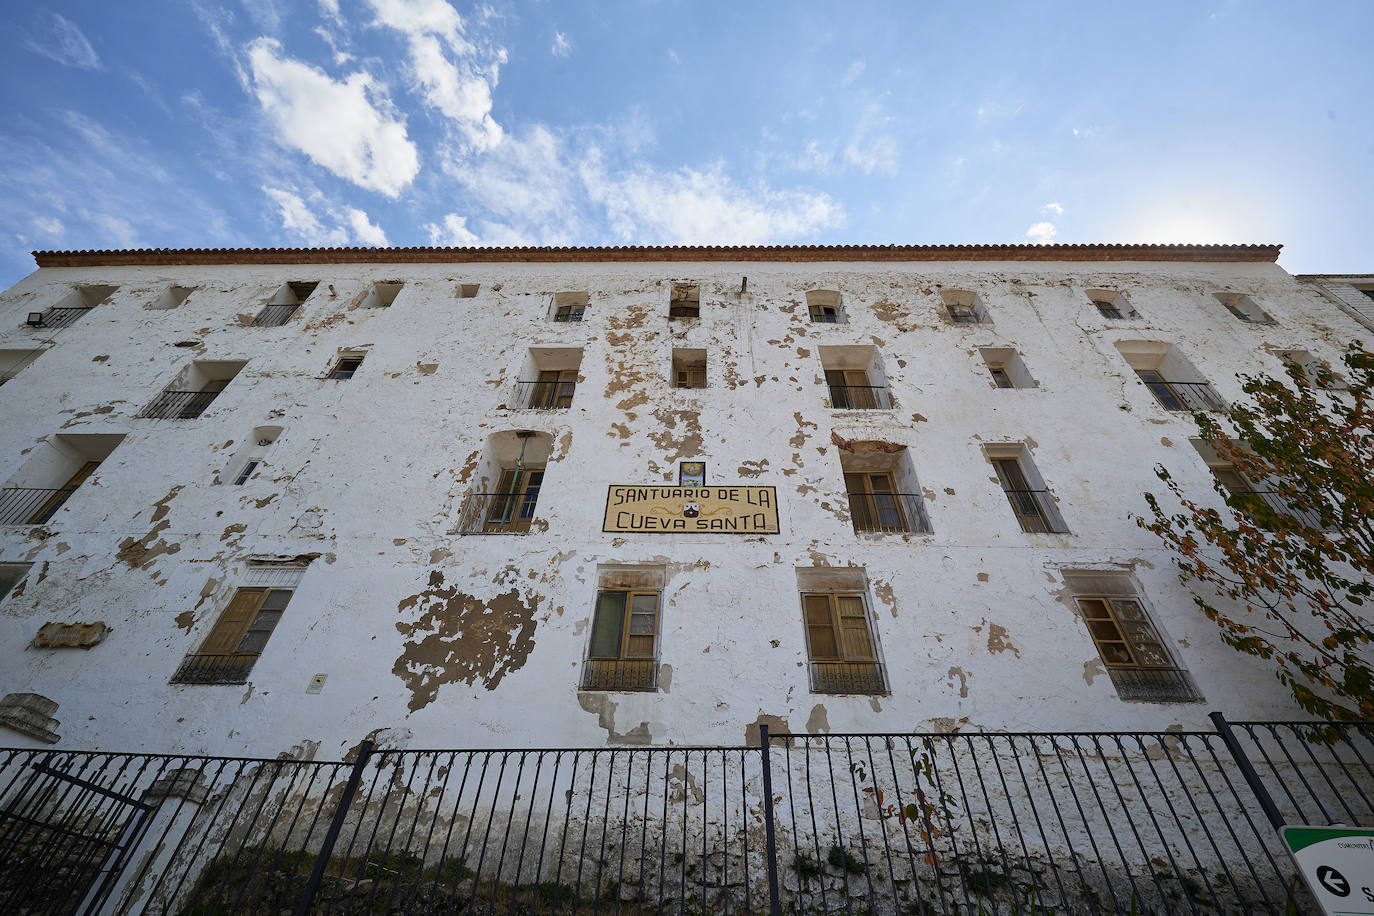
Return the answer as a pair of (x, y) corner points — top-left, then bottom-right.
(0, 487), (78, 526)
(138, 389), (222, 419)
(1136, 371), (1226, 412)
(254, 304), (300, 327)
(824, 370), (890, 409)
(802, 592), (886, 694)
(844, 473), (931, 534)
(553, 305), (585, 322)
(454, 469), (544, 534)
(1074, 595), (1203, 702)
(514, 372), (576, 409)
(31, 307), (92, 330)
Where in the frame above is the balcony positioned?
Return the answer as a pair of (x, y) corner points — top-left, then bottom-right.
(254, 304), (299, 327)
(453, 492), (541, 534)
(512, 379), (575, 410)
(827, 384), (891, 410)
(32, 307), (91, 330)
(1142, 379), (1226, 412)
(170, 653), (258, 685)
(581, 658), (658, 691)
(1001, 489), (1069, 534)
(808, 661), (887, 695)
(0, 487), (77, 525)
(138, 390), (221, 419)
(1107, 667), (1204, 703)
(847, 492), (931, 535)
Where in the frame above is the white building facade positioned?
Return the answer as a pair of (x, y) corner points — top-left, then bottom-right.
(0, 243), (1366, 758)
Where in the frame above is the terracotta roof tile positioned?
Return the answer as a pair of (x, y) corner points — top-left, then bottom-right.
(31, 242), (1282, 268)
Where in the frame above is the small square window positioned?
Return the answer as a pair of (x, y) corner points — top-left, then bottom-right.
(669, 283), (700, 320)
(361, 282), (404, 309)
(551, 291), (589, 322)
(0, 563), (32, 602)
(1086, 289), (1136, 320)
(329, 353), (365, 379)
(939, 289), (989, 325)
(672, 348), (707, 389)
(1214, 292), (1271, 324)
(233, 460), (260, 485)
(806, 290), (844, 323)
(457, 283), (480, 299)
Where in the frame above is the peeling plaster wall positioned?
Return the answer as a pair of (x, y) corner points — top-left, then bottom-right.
(0, 260), (1364, 755)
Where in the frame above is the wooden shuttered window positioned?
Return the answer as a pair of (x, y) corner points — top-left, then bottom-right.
(803, 593), (884, 694)
(584, 591), (659, 690)
(1074, 597), (1173, 670)
(173, 587), (293, 684)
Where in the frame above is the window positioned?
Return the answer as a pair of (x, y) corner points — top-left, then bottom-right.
(1, 433), (125, 526)
(457, 283), (480, 298)
(1276, 350), (1344, 389)
(0, 348), (45, 386)
(221, 426), (280, 486)
(233, 460), (260, 485)
(328, 353), (365, 379)
(669, 282), (700, 320)
(28, 284), (117, 329)
(838, 441), (931, 535)
(454, 431), (554, 534)
(1191, 440), (1325, 529)
(802, 593), (885, 694)
(939, 289), (989, 325)
(140, 360), (245, 418)
(989, 450), (1069, 534)
(582, 590), (660, 690)
(1214, 292), (1271, 324)
(1086, 289), (1135, 320)
(551, 291), (588, 322)
(171, 568), (304, 684)
(479, 468), (543, 534)
(149, 286), (194, 311)
(672, 348), (707, 389)
(1063, 571), (1202, 702)
(806, 290), (844, 324)
(979, 348), (1035, 389)
(1, 563), (33, 601)
(1115, 341), (1226, 412)
(821, 346), (890, 409)
(360, 281), (404, 309)
(515, 348), (582, 409)
(255, 281), (316, 326)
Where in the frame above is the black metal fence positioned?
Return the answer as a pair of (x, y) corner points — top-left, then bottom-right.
(512, 380), (576, 410)
(0, 714), (1367, 914)
(255, 304), (301, 327)
(1143, 379), (1227, 413)
(826, 384), (891, 410)
(33, 307), (92, 330)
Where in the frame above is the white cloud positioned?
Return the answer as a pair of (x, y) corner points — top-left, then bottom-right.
(26, 13), (101, 70)
(318, 0), (342, 22)
(247, 38), (420, 196)
(667, 49), (681, 65)
(346, 207), (390, 246)
(552, 32), (572, 58)
(1025, 221), (1056, 243)
(794, 140), (832, 173)
(840, 59), (865, 87)
(842, 103), (899, 176)
(1042, 202), (1063, 216)
(583, 156), (844, 244)
(314, 26), (353, 66)
(424, 213), (480, 245)
(264, 186), (390, 246)
(32, 216), (64, 236)
(366, 0), (504, 150)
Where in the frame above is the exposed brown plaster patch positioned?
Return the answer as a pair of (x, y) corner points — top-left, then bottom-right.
(737, 459), (769, 478)
(930, 716), (969, 734)
(943, 487), (956, 496)
(946, 666), (969, 698)
(789, 412), (817, 449)
(220, 523), (247, 542)
(174, 610), (195, 633)
(416, 362), (438, 376)
(116, 486), (184, 571)
(831, 431), (903, 453)
(795, 347), (811, 358)
(871, 580), (897, 617)
(806, 704), (830, 734)
(976, 572), (990, 583)
(985, 622), (1021, 658)
(745, 711), (791, 747)
(429, 548), (452, 564)
(392, 571), (538, 712)
(251, 494), (276, 509)
(658, 663), (673, 693)
(392, 538), (407, 546)
(59, 403), (118, 428)
(648, 409), (702, 463)
(1160, 437), (1173, 447)
(610, 422), (631, 440)
(91, 354), (109, 363)
(911, 413), (928, 423)
(577, 693), (652, 745)
(456, 450), (481, 484)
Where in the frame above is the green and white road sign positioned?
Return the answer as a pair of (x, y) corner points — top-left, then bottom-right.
(1282, 826), (1374, 916)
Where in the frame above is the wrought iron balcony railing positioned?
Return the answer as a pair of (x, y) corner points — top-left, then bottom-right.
(827, 384), (891, 410)
(809, 661), (887, 695)
(453, 492), (540, 534)
(31, 307), (92, 330)
(138, 389), (221, 419)
(847, 492), (932, 534)
(1143, 379), (1227, 412)
(512, 380), (575, 409)
(254, 304), (300, 327)
(1001, 489), (1069, 534)
(0, 487), (78, 525)
(170, 653), (259, 685)
(1107, 667), (1204, 703)
(581, 658), (658, 691)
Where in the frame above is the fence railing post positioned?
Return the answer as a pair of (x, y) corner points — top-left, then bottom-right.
(1210, 711), (1286, 830)
(758, 724), (783, 916)
(294, 739), (374, 916)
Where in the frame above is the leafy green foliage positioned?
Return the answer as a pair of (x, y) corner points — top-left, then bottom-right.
(1139, 342), (1374, 720)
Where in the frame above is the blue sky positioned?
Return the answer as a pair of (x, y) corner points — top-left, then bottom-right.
(1, 1), (1371, 287)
